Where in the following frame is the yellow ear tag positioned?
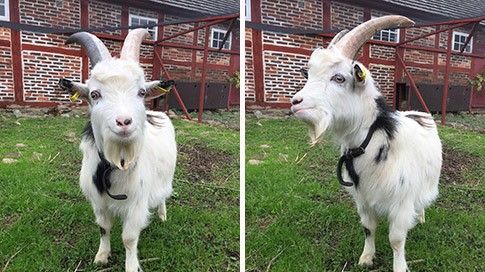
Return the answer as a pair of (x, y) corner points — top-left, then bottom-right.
(357, 65), (366, 82)
(69, 91), (80, 102)
(157, 87), (170, 94)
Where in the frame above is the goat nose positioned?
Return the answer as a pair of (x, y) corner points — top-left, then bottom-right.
(292, 97), (303, 105)
(116, 117), (133, 127)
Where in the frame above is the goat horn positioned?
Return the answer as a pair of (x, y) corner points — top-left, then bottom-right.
(120, 29), (150, 63)
(334, 15), (414, 59)
(66, 32), (111, 68)
(328, 29), (349, 47)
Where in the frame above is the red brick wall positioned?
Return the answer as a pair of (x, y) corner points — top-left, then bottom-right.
(22, 51), (81, 102)
(0, 0), (237, 106)
(164, 63), (192, 80)
(331, 1), (363, 29)
(369, 64), (395, 104)
(165, 14), (193, 44)
(370, 45), (396, 60)
(244, 0), (325, 103)
(263, 51), (308, 103)
(0, 27), (10, 40)
(89, 0), (121, 36)
(0, 46), (14, 101)
(20, 0), (81, 47)
(246, 0), (483, 108)
(245, 29), (255, 101)
(262, 0), (323, 29)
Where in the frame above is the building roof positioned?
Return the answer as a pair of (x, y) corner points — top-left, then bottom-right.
(150, 0), (239, 16)
(383, 0), (485, 21)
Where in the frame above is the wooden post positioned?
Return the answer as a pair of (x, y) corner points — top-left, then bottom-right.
(441, 30), (453, 125)
(198, 26), (210, 123)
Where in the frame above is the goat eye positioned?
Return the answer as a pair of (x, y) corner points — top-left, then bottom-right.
(138, 89), (147, 97)
(90, 90), (101, 100)
(331, 74), (345, 83)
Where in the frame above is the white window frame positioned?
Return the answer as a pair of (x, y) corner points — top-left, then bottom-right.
(129, 14), (158, 41)
(452, 31), (473, 53)
(371, 16), (399, 43)
(0, 0), (10, 21)
(245, 0), (251, 21)
(210, 28), (232, 50)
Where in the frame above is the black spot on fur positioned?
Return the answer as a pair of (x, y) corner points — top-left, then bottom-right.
(374, 97), (398, 140)
(364, 227), (371, 237)
(93, 153), (115, 195)
(375, 145), (389, 163)
(82, 122), (127, 200)
(400, 175), (405, 186)
(83, 122), (109, 194)
(82, 121), (95, 143)
(100, 227), (106, 236)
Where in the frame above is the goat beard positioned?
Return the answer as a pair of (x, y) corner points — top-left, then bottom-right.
(299, 111), (330, 146)
(103, 138), (143, 170)
(308, 118), (329, 146)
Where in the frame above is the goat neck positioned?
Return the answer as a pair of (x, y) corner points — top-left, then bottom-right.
(332, 92), (382, 148)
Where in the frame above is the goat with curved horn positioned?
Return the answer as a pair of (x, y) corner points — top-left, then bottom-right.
(59, 25), (176, 272)
(291, 14), (440, 272)
(66, 32), (111, 68)
(334, 15), (414, 59)
(120, 29), (150, 63)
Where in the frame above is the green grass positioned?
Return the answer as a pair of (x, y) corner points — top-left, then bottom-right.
(246, 116), (484, 272)
(174, 109), (240, 130)
(0, 114), (239, 271)
(435, 113), (485, 132)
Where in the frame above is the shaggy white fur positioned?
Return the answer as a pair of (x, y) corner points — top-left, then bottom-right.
(61, 30), (176, 272)
(79, 110), (176, 271)
(291, 46), (442, 272)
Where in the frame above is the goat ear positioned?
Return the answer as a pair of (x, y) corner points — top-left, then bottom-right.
(58, 79), (89, 102)
(353, 63), (367, 84)
(143, 80), (174, 100)
(300, 68), (308, 79)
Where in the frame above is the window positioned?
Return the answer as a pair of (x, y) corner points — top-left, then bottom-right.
(211, 28), (231, 49)
(129, 14), (158, 40)
(245, 0), (251, 21)
(0, 0), (9, 21)
(452, 31), (472, 53)
(371, 16), (399, 43)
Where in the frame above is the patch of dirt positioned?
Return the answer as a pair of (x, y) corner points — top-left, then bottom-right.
(1, 213), (20, 229)
(178, 143), (234, 183)
(0, 105), (88, 117)
(441, 146), (481, 185)
(258, 215), (276, 230)
(246, 109), (292, 119)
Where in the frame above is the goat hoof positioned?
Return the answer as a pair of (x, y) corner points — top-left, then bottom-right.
(358, 253), (374, 266)
(159, 213), (167, 221)
(94, 252), (109, 265)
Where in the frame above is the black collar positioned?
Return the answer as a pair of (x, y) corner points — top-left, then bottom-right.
(336, 121), (379, 187)
(96, 152), (128, 200)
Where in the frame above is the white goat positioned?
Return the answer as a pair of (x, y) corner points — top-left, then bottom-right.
(291, 16), (442, 272)
(59, 29), (176, 272)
